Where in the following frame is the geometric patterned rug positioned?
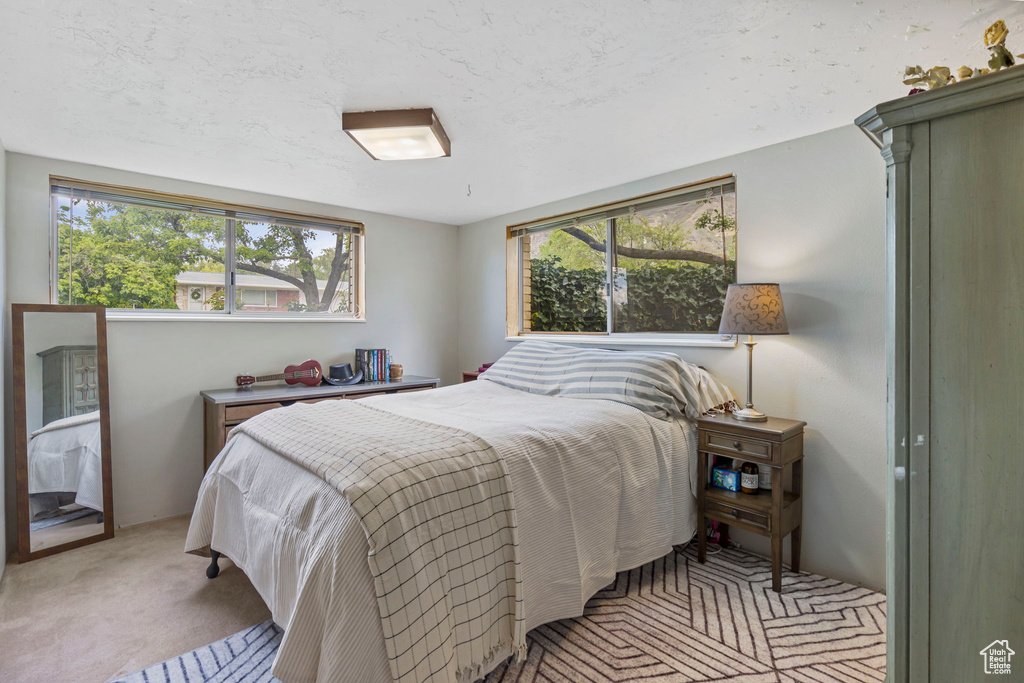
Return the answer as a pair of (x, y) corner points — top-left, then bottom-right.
(110, 621), (283, 683)
(113, 545), (885, 682)
(487, 545), (886, 682)
(29, 507), (100, 531)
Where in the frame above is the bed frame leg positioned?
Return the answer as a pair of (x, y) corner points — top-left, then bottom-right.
(206, 550), (221, 579)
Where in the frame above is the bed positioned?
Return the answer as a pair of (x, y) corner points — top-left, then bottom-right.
(185, 342), (733, 683)
(27, 410), (103, 516)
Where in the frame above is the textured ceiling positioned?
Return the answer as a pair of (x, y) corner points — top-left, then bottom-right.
(1, 1), (1022, 225)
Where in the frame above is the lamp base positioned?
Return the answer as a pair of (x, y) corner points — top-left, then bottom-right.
(731, 407), (768, 422)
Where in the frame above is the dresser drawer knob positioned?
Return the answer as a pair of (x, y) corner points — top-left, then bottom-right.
(733, 441), (742, 450)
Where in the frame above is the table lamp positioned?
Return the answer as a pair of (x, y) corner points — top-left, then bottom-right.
(718, 283), (789, 422)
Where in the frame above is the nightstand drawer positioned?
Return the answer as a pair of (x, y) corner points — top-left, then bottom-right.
(706, 500), (771, 532)
(700, 430), (775, 462)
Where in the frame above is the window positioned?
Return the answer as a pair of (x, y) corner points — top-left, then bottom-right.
(507, 176), (736, 338)
(239, 288), (278, 309)
(51, 178), (364, 318)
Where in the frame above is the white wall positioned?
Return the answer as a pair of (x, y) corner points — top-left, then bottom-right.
(457, 125), (887, 590)
(4, 127), (886, 589)
(4, 153), (460, 541)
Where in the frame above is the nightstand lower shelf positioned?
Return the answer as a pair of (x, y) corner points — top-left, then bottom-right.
(702, 487), (801, 536)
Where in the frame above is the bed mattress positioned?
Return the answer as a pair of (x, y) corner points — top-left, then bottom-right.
(186, 380), (698, 683)
(28, 410), (103, 513)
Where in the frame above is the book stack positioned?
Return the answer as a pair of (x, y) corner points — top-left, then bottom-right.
(355, 348), (392, 382)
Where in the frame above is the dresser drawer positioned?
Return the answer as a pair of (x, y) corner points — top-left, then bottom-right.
(700, 430), (775, 463)
(395, 386), (432, 393)
(345, 391), (387, 399)
(225, 402), (277, 422)
(706, 499), (771, 532)
(224, 396), (341, 422)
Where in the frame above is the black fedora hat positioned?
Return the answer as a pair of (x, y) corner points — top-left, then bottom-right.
(323, 362), (363, 386)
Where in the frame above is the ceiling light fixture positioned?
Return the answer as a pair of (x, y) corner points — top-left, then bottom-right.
(342, 108), (451, 160)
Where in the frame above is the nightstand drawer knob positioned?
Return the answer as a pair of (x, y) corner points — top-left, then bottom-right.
(733, 441), (742, 450)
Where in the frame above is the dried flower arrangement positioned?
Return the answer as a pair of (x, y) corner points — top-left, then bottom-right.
(903, 20), (1024, 94)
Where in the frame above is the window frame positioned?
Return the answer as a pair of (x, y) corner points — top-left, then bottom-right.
(49, 177), (366, 322)
(505, 174), (738, 347)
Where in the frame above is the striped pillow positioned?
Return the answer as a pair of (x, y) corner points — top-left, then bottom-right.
(480, 341), (735, 420)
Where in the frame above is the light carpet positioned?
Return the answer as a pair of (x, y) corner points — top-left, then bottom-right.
(120, 545), (885, 682)
(0, 515), (271, 683)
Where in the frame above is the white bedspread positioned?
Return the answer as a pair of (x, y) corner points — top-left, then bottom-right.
(186, 380), (697, 683)
(28, 410), (103, 512)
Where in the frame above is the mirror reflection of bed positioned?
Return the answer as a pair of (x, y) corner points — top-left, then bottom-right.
(23, 312), (105, 552)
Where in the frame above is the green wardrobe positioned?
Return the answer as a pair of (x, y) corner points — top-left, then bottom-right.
(858, 69), (1024, 681)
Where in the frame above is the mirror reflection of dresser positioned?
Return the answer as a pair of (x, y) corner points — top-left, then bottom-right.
(13, 304), (114, 561)
(38, 345), (100, 424)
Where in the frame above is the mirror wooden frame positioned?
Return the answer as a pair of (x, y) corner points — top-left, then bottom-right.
(12, 303), (114, 562)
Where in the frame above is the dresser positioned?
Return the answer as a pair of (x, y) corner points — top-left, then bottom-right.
(858, 68), (1024, 681)
(200, 375), (439, 471)
(38, 345), (99, 424)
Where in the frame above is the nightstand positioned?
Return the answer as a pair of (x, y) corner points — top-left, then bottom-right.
(695, 413), (806, 592)
(462, 371), (481, 382)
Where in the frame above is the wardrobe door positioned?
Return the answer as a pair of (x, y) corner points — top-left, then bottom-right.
(926, 99), (1024, 680)
(69, 348), (100, 415)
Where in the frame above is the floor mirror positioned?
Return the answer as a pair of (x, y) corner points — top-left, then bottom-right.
(13, 303), (114, 561)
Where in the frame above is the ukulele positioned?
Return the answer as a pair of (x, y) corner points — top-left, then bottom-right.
(236, 360), (323, 387)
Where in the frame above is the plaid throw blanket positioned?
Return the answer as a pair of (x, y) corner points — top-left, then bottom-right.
(233, 400), (526, 683)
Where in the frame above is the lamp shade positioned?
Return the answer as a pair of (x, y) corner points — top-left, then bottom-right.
(718, 283), (789, 335)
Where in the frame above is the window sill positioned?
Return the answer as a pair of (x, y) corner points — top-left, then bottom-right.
(106, 312), (366, 323)
(505, 333), (737, 348)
